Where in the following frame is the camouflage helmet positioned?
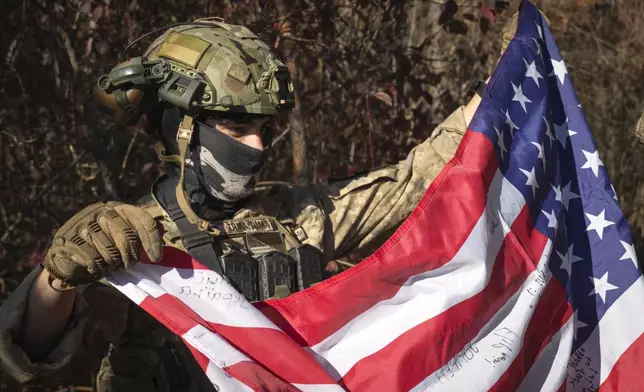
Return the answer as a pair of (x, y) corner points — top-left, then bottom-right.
(92, 19), (294, 124)
(142, 19), (294, 117)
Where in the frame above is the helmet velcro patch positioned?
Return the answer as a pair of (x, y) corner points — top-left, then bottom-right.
(158, 32), (210, 68)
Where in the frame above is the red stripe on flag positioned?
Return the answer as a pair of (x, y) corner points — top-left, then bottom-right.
(210, 323), (339, 385)
(182, 342), (300, 392)
(140, 293), (336, 385)
(184, 341), (212, 372)
(256, 130), (498, 346)
(144, 299), (273, 392)
(599, 331), (644, 392)
(338, 207), (547, 391)
(558, 380), (567, 392)
(488, 279), (573, 392)
(139, 291), (212, 336)
(224, 362), (304, 392)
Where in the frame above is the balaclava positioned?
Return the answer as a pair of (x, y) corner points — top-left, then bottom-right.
(160, 107), (265, 203)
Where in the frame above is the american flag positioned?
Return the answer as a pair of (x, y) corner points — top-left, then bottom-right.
(107, 1), (644, 390)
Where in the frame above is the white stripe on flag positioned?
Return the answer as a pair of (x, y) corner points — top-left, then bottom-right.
(292, 384), (348, 392)
(205, 361), (254, 392)
(410, 239), (554, 391)
(182, 324), (251, 368)
(516, 316), (573, 392)
(107, 269), (165, 305)
(110, 265), (279, 330)
(311, 171), (526, 378)
(566, 276), (644, 391)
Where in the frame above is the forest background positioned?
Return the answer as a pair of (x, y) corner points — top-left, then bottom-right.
(0, 0), (643, 390)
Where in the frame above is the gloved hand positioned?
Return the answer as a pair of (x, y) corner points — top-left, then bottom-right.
(44, 202), (163, 289)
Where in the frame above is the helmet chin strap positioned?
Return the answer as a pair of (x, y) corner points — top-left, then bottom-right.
(155, 114), (222, 236)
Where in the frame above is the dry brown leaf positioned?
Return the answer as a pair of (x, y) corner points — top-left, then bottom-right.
(371, 91), (393, 106)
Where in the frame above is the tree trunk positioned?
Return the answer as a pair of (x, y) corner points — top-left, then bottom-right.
(275, 0), (308, 185)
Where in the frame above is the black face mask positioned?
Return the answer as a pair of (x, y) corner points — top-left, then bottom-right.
(161, 107), (265, 203)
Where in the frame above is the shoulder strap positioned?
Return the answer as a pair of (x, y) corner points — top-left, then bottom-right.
(155, 115), (222, 236)
(152, 175), (225, 276)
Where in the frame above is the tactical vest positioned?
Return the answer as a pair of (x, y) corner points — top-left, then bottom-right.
(96, 177), (331, 391)
(149, 174), (330, 301)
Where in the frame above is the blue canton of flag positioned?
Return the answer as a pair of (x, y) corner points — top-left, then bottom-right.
(469, 1), (643, 390)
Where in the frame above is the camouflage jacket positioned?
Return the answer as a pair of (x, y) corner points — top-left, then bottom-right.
(0, 107), (466, 391)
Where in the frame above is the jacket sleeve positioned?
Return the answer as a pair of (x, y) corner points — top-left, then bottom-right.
(289, 105), (467, 260)
(0, 266), (90, 383)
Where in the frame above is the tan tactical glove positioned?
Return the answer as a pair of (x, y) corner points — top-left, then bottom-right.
(44, 202), (163, 289)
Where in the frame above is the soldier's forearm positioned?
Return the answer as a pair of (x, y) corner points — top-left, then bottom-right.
(18, 268), (76, 361)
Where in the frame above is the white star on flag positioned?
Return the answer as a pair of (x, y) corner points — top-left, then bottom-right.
(567, 243), (584, 264)
(611, 184), (618, 201)
(543, 116), (554, 146)
(561, 181), (580, 211)
(572, 310), (588, 341)
(494, 126), (508, 160)
(520, 167), (540, 197)
(558, 249), (572, 277)
(531, 141), (546, 171)
(504, 110), (520, 137)
(580, 149), (604, 177)
(524, 59), (544, 87)
(620, 240), (638, 268)
(535, 21), (543, 39)
(551, 183), (562, 203)
(512, 82), (532, 113)
(556, 243), (582, 277)
(532, 38), (544, 63)
(541, 209), (558, 230)
(550, 59), (568, 85)
(585, 209), (615, 240)
(589, 272), (619, 304)
(554, 118), (577, 149)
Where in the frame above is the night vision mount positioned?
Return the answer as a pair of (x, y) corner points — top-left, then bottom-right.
(96, 56), (209, 115)
(97, 57), (169, 91)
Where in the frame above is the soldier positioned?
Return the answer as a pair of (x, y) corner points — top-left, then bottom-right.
(0, 17), (508, 392)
